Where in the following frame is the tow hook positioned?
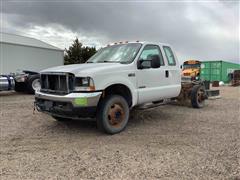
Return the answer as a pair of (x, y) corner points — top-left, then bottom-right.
(33, 101), (41, 113)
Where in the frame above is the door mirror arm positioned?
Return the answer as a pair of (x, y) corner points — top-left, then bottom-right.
(137, 59), (144, 69)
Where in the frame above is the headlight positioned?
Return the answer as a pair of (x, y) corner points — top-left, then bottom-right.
(74, 77), (95, 91)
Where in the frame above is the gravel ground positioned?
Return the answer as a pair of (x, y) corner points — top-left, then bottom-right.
(0, 86), (239, 179)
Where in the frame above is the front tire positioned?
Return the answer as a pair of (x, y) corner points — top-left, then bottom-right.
(97, 95), (129, 134)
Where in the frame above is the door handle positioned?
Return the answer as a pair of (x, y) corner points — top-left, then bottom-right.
(165, 70), (169, 78)
(128, 73), (135, 77)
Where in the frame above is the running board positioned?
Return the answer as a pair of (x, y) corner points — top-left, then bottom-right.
(136, 99), (172, 110)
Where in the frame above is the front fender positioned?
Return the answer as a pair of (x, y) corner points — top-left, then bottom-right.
(95, 75), (138, 107)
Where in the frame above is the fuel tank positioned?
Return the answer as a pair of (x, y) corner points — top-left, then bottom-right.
(0, 76), (15, 91)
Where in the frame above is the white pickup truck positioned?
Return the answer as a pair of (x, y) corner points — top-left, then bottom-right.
(35, 42), (208, 134)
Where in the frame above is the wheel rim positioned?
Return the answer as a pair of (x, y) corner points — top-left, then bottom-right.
(32, 79), (41, 91)
(197, 88), (205, 104)
(107, 103), (125, 128)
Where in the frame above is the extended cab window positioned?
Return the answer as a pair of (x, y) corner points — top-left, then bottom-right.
(139, 45), (164, 68)
(163, 46), (176, 66)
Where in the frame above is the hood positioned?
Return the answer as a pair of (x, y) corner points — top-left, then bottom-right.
(41, 63), (128, 75)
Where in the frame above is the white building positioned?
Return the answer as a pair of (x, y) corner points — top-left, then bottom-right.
(0, 33), (64, 74)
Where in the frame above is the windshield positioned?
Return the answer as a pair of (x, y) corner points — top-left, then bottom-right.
(87, 43), (142, 63)
(183, 64), (200, 69)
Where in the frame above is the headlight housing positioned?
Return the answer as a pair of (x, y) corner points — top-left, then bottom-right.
(74, 77), (95, 91)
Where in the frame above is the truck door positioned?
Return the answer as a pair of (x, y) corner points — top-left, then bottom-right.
(162, 46), (181, 97)
(136, 44), (169, 104)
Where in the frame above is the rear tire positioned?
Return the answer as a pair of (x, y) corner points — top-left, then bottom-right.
(97, 95), (129, 134)
(191, 85), (206, 108)
(14, 82), (26, 92)
(27, 74), (40, 94)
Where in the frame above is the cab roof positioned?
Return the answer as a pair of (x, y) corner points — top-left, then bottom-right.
(106, 41), (171, 47)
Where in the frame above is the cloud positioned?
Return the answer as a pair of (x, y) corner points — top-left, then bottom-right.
(1, 0), (239, 63)
(2, 17), (109, 49)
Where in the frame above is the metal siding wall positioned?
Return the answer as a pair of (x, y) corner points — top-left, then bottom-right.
(200, 61), (221, 81)
(0, 43), (63, 74)
(221, 61), (228, 82)
(200, 61), (240, 83)
(210, 61), (221, 81)
(200, 62), (211, 81)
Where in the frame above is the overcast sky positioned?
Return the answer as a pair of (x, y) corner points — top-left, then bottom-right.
(1, 0), (239, 63)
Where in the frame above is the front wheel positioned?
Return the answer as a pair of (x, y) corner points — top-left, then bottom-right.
(97, 95), (129, 134)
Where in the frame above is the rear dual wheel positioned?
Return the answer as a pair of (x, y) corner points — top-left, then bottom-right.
(191, 85), (206, 108)
(97, 95), (129, 134)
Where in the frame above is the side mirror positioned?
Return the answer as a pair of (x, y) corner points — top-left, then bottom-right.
(150, 55), (161, 68)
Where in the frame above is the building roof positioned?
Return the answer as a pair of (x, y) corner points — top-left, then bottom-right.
(0, 32), (63, 51)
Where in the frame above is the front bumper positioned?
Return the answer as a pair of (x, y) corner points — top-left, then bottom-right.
(35, 91), (102, 119)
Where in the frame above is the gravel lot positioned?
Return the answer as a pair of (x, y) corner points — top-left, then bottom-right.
(0, 86), (239, 179)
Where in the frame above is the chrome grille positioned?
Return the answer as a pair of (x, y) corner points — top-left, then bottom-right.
(40, 73), (74, 94)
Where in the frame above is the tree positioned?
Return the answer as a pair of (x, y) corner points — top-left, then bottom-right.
(64, 38), (97, 65)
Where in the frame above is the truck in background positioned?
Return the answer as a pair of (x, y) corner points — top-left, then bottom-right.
(0, 71), (40, 94)
(181, 60), (201, 81)
(0, 32), (64, 94)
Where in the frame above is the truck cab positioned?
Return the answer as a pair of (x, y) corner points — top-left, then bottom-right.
(35, 42), (181, 134)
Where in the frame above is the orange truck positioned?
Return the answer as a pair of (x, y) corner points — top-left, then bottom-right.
(182, 60), (201, 80)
